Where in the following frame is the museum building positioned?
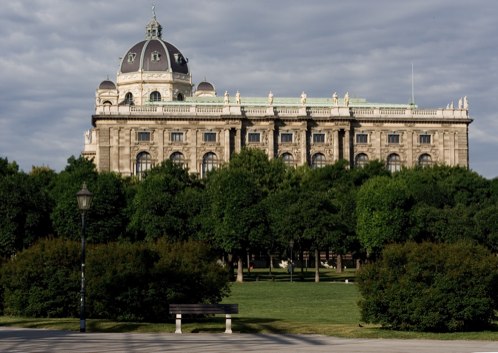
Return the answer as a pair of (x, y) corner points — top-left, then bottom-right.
(82, 14), (473, 178)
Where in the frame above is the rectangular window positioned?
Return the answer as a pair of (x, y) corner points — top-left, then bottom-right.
(171, 132), (184, 142)
(281, 133), (293, 143)
(313, 133), (325, 143)
(204, 132), (217, 142)
(419, 134), (431, 144)
(137, 131), (151, 142)
(248, 132), (261, 143)
(356, 133), (368, 144)
(387, 134), (400, 144)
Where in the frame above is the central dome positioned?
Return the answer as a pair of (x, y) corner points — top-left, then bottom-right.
(119, 16), (189, 75)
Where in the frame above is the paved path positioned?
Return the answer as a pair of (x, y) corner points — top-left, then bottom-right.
(0, 327), (497, 352)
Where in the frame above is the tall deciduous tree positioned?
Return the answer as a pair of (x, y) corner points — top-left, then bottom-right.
(0, 162), (56, 258)
(356, 176), (412, 256)
(51, 156), (128, 243)
(204, 167), (267, 282)
(127, 160), (202, 241)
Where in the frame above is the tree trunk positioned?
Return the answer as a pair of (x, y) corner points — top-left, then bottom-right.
(269, 253), (273, 275)
(356, 258), (361, 270)
(228, 253), (235, 281)
(246, 251), (250, 273)
(336, 254), (343, 273)
(236, 257), (244, 283)
(315, 249), (320, 282)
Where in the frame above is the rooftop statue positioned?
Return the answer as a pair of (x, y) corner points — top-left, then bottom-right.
(235, 91), (241, 105)
(344, 92), (350, 107)
(84, 130), (92, 144)
(300, 91), (307, 105)
(464, 96), (469, 110)
(268, 91), (274, 105)
(332, 92), (338, 105)
(224, 91), (229, 105)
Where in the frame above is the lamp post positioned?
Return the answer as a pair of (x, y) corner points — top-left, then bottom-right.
(289, 240), (294, 283)
(76, 182), (93, 333)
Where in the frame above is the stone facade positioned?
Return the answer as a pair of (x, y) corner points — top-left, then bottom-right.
(82, 15), (472, 177)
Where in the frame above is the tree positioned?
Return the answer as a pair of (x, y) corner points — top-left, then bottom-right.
(0, 173), (26, 257)
(51, 156), (128, 243)
(303, 161), (361, 270)
(50, 156), (98, 239)
(226, 148), (288, 195)
(86, 172), (128, 242)
(356, 176), (412, 256)
(266, 185), (341, 282)
(474, 205), (498, 253)
(127, 160), (201, 241)
(0, 166), (56, 258)
(203, 167), (267, 282)
(0, 157), (19, 177)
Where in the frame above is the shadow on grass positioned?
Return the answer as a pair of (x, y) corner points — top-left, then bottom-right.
(243, 269), (356, 283)
(0, 318), (76, 330)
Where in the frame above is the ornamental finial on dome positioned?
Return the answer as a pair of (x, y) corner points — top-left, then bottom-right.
(146, 5), (162, 39)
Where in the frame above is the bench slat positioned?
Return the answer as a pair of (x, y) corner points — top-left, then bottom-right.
(169, 304), (238, 314)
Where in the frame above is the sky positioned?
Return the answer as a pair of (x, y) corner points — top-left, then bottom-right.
(1, 0), (497, 178)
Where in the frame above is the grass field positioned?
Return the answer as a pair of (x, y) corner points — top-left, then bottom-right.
(1, 268), (498, 340)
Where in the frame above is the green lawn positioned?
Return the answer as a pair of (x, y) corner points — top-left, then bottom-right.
(1, 270), (498, 339)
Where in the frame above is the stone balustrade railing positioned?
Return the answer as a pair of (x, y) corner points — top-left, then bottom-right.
(96, 104), (469, 119)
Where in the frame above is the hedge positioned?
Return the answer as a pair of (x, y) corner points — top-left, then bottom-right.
(357, 241), (498, 332)
(0, 238), (230, 321)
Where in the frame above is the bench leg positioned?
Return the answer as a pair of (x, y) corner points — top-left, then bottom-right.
(175, 314), (182, 334)
(225, 314), (232, 334)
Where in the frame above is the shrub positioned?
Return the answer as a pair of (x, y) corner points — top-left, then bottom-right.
(0, 238), (80, 317)
(0, 239), (230, 321)
(357, 241), (498, 332)
(86, 240), (230, 321)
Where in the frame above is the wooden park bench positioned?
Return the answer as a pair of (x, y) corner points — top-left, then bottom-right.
(169, 304), (239, 334)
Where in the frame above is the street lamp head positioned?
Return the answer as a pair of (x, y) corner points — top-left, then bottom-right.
(76, 182), (93, 212)
(289, 239), (294, 248)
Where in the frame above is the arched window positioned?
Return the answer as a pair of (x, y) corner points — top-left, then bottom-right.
(136, 152), (152, 179)
(170, 152), (185, 167)
(103, 100), (112, 106)
(125, 92), (134, 105)
(418, 153), (432, 167)
(387, 153), (401, 173)
(355, 153), (369, 168)
(150, 91), (161, 102)
(177, 93), (184, 101)
(281, 152), (294, 167)
(202, 152), (218, 177)
(311, 153), (326, 169)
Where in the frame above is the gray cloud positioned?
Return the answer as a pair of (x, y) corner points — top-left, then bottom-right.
(0, 0), (496, 177)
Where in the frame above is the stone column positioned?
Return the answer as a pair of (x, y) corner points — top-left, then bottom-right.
(438, 131), (445, 165)
(190, 128), (199, 175)
(408, 131), (414, 167)
(235, 127), (242, 153)
(333, 130), (339, 162)
(224, 128), (231, 162)
(267, 122), (275, 159)
(452, 132), (457, 166)
(156, 128), (164, 163)
(300, 125), (307, 166)
(343, 128), (350, 164)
